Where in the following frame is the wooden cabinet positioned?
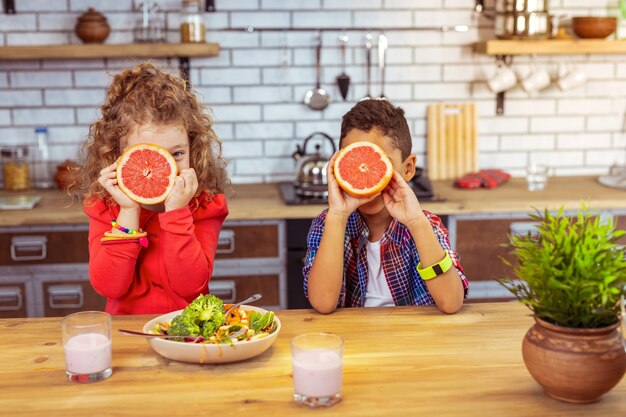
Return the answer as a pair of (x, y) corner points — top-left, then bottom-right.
(42, 280), (106, 317)
(213, 220), (286, 310)
(0, 282), (28, 318)
(215, 223), (279, 259)
(455, 216), (531, 282)
(0, 225), (101, 318)
(0, 227), (89, 266)
(453, 215), (540, 302)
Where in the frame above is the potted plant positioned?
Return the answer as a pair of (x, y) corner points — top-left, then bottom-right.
(499, 203), (626, 403)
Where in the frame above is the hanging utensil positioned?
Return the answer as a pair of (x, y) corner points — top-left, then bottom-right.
(378, 33), (388, 99)
(304, 34), (330, 111)
(336, 34), (350, 101)
(363, 33), (373, 100)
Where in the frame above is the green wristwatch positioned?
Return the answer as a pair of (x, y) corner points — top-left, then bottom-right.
(416, 251), (453, 280)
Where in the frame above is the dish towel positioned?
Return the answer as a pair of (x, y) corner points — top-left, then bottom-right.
(454, 169), (511, 189)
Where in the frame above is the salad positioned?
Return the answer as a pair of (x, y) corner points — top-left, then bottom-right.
(151, 294), (277, 344)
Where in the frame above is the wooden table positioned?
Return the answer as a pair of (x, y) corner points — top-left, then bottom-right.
(1, 303), (625, 416)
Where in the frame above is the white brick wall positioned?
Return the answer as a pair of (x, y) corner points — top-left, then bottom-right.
(0, 1), (625, 183)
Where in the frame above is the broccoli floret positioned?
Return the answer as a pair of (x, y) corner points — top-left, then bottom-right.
(168, 312), (200, 336)
(167, 294), (225, 338)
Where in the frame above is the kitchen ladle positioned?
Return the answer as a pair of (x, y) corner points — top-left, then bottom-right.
(304, 34), (330, 110)
(363, 33), (373, 99)
(378, 33), (388, 99)
(336, 34), (350, 100)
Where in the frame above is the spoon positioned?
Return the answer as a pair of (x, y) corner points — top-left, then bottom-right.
(118, 329), (205, 343)
(224, 293), (262, 316)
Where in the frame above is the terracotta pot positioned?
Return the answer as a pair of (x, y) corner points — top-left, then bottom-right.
(522, 316), (626, 403)
(54, 160), (81, 191)
(75, 8), (110, 44)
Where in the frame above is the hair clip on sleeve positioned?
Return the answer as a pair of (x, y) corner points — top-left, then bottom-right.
(102, 220), (149, 248)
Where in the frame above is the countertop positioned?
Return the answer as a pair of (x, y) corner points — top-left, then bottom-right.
(1, 303), (625, 416)
(1, 176), (625, 226)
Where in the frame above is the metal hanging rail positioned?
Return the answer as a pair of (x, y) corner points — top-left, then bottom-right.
(210, 25), (470, 33)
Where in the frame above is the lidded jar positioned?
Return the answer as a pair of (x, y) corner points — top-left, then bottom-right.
(180, 0), (205, 43)
(1, 146), (30, 191)
(75, 8), (111, 43)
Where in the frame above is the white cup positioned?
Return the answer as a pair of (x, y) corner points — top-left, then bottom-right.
(558, 65), (586, 91)
(521, 67), (551, 94)
(487, 62), (517, 93)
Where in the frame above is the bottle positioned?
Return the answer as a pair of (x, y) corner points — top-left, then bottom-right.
(180, 0), (205, 43)
(1, 146), (30, 191)
(33, 127), (52, 189)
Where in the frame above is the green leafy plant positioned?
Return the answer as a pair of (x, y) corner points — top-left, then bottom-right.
(499, 203), (626, 328)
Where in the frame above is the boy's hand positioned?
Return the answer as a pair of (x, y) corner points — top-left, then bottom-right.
(326, 152), (377, 219)
(98, 161), (140, 210)
(165, 168), (198, 212)
(382, 171), (426, 228)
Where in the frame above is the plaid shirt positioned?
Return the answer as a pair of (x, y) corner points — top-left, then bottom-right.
(303, 210), (469, 308)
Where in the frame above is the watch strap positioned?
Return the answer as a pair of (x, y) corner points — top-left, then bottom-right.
(417, 251), (453, 280)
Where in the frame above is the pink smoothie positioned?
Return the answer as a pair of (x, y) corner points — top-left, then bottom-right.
(292, 349), (342, 397)
(64, 332), (112, 374)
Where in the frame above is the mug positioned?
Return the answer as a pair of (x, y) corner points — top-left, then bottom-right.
(558, 64), (586, 91)
(521, 66), (551, 94)
(487, 61), (517, 93)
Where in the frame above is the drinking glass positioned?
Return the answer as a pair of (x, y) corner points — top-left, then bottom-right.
(526, 164), (549, 191)
(291, 332), (343, 407)
(62, 311), (112, 383)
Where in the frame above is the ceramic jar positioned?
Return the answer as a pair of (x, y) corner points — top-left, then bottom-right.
(522, 316), (626, 403)
(75, 8), (110, 43)
(54, 160), (81, 191)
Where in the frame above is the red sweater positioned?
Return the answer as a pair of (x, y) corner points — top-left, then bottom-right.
(84, 194), (228, 315)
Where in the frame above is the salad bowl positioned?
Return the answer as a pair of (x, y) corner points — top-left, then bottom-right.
(142, 305), (281, 364)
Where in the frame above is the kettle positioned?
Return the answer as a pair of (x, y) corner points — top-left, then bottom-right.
(292, 132), (336, 197)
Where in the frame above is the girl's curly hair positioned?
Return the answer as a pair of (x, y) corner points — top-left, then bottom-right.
(74, 62), (228, 202)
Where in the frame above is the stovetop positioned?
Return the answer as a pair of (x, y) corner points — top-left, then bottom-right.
(279, 169), (442, 206)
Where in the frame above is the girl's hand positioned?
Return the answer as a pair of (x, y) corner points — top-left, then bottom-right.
(326, 152), (377, 220)
(98, 162), (140, 210)
(382, 171), (426, 228)
(164, 168), (198, 212)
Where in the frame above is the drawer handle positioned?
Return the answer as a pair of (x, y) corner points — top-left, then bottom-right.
(509, 222), (539, 236)
(10, 235), (48, 261)
(209, 280), (236, 303)
(0, 287), (23, 311)
(216, 230), (235, 254)
(48, 285), (84, 309)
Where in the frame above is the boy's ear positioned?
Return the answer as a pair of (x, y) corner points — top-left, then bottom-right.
(402, 154), (417, 181)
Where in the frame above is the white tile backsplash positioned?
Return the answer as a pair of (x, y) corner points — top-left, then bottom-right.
(0, 1), (623, 182)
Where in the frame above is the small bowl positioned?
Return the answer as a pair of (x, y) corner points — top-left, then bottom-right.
(142, 305), (281, 364)
(572, 17), (617, 39)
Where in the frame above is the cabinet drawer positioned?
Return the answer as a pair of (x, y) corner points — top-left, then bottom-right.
(0, 283), (28, 318)
(210, 275), (280, 308)
(0, 229), (89, 266)
(42, 280), (106, 317)
(216, 222), (280, 260)
(456, 217), (530, 282)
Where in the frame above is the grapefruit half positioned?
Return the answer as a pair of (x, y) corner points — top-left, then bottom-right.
(333, 141), (393, 197)
(116, 143), (178, 205)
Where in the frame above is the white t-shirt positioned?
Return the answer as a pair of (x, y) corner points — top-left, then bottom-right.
(363, 240), (395, 307)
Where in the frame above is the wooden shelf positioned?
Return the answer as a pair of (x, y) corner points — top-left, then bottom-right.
(475, 39), (626, 56)
(0, 43), (220, 60)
